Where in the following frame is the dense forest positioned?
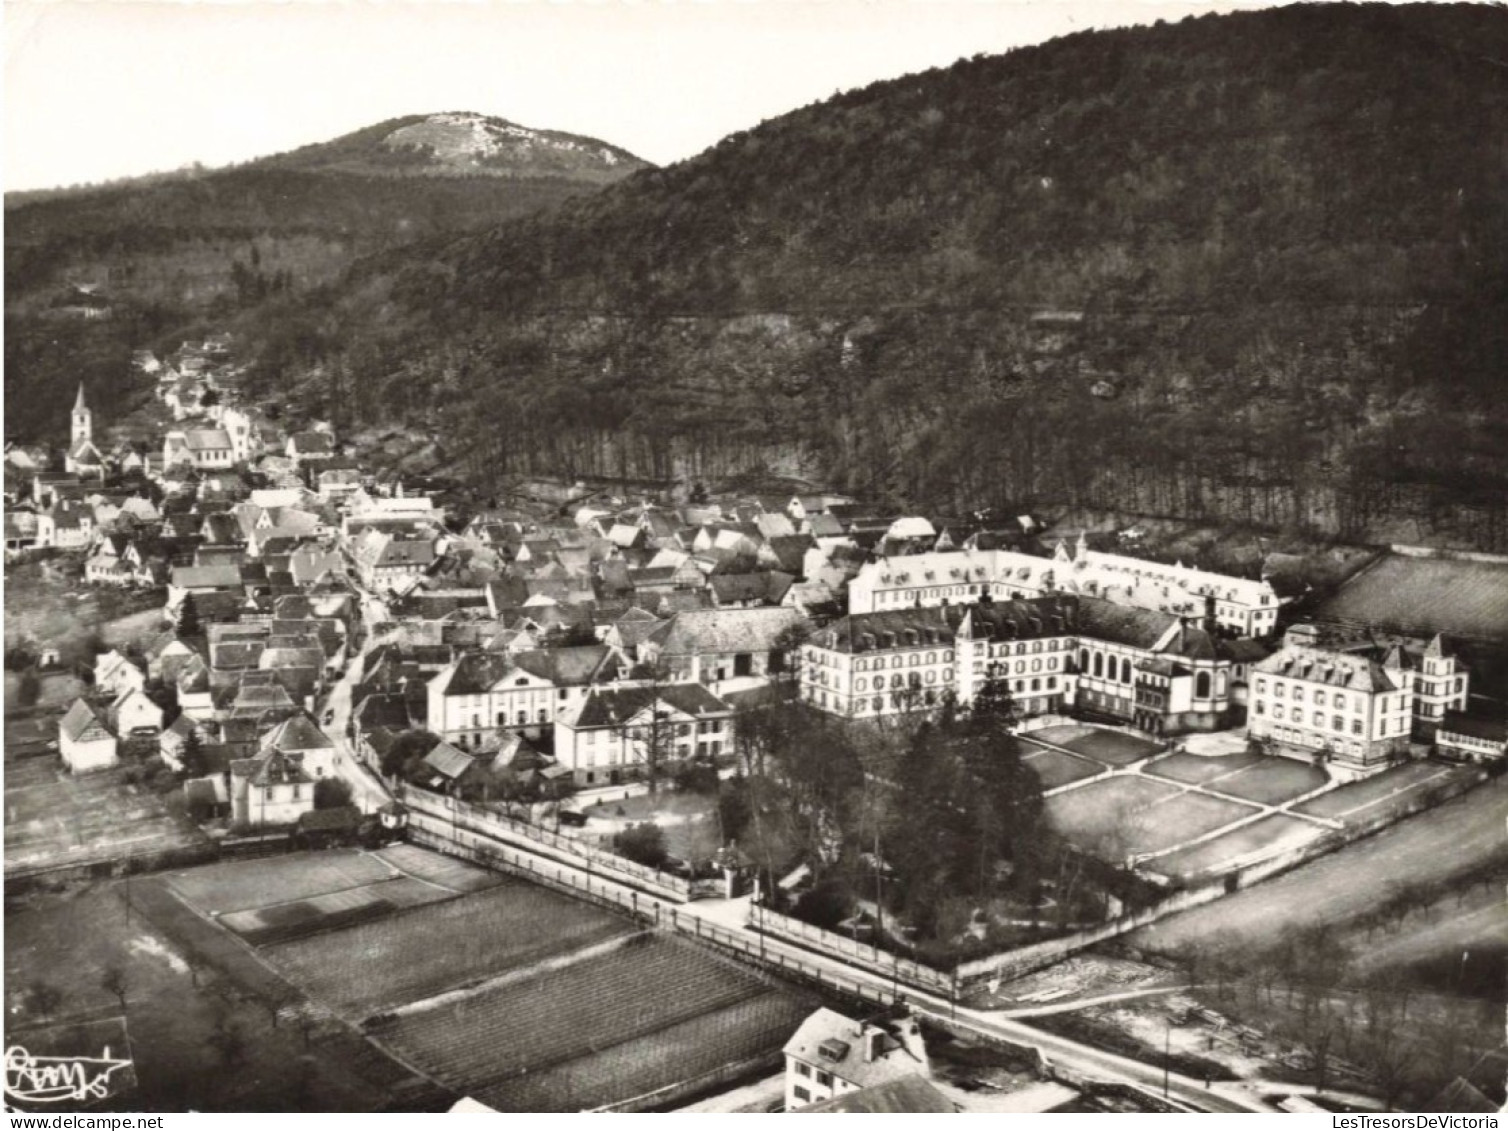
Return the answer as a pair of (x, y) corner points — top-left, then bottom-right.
(2, 116), (650, 440)
(300, 3), (1506, 549)
(10, 6), (1508, 549)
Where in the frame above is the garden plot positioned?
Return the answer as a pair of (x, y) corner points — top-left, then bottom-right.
(1150, 814), (1329, 883)
(1293, 761), (1468, 823)
(168, 850), (392, 914)
(1144, 748), (1264, 786)
(1315, 553), (1508, 642)
(219, 876), (455, 946)
(1209, 758), (1329, 806)
(1021, 745), (1104, 790)
(1059, 729), (1165, 766)
(374, 935), (797, 1110)
(262, 880), (633, 1019)
(1047, 777), (1257, 859)
(375, 843), (505, 892)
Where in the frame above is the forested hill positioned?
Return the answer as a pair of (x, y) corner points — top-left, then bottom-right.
(308, 2), (1508, 549)
(3, 113), (650, 309)
(3, 114), (649, 444)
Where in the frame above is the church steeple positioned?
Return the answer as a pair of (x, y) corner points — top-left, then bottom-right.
(71, 383), (93, 445)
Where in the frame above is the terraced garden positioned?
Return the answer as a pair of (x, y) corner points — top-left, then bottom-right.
(1211, 758), (1328, 806)
(1144, 748), (1264, 785)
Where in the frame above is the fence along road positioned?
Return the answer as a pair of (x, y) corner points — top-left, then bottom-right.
(405, 809), (1275, 1114)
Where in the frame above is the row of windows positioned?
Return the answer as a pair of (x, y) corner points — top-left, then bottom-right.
(1257, 703), (1365, 735)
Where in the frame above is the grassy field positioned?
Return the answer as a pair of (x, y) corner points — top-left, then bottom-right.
(1150, 814), (1330, 883)
(4, 558), (165, 664)
(4, 748), (207, 876)
(4, 881), (433, 1111)
(1059, 729), (1165, 766)
(220, 876), (460, 946)
(1045, 776), (1181, 847)
(1022, 746), (1104, 790)
(1315, 553), (1508, 642)
(482, 990), (811, 1112)
(1128, 777), (1508, 956)
(375, 843), (505, 892)
(1211, 758), (1329, 806)
(1144, 748), (1264, 785)
(376, 934), (803, 1112)
(167, 850), (394, 914)
(263, 880), (634, 1019)
(1127, 792), (1260, 856)
(1293, 761), (1470, 822)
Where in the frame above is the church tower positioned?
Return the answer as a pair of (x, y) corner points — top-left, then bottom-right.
(71, 383), (92, 445)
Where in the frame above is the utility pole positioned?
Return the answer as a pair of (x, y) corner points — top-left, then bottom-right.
(1163, 1022), (1171, 1099)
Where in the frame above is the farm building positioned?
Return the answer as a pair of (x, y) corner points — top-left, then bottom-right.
(59, 698), (118, 772)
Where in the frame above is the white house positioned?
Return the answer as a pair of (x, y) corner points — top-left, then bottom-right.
(783, 1008), (930, 1111)
(553, 682), (732, 786)
(59, 699), (118, 773)
(93, 650), (146, 697)
(163, 428), (235, 470)
(113, 687), (164, 736)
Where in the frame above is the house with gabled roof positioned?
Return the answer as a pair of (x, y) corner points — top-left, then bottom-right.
(259, 711), (338, 780)
(641, 606), (806, 686)
(426, 644), (639, 748)
(59, 698), (118, 772)
(163, 428), (234, 470)
(112, 686), (165, 736)
(554, 682), (733, 786)
(94, 649), (146, 697)
(230, 747), (315, 828)
(783, 1008), (931, 1111)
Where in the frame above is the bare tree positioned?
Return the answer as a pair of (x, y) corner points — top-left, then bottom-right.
(100, 965), (128, 1013)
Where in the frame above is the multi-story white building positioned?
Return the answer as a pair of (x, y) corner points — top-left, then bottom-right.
(801, 595), (1248, 734)
(426, 645), (639, 748)
(554, 683), (733, 786)
(846, 534), (1280, 638)
(163, 428), (235, 470)
(782, 1008), (930, 1111)
(1247, 626), (1415, 773)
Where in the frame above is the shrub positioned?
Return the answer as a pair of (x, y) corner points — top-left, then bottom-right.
(613, 822), (668, 869)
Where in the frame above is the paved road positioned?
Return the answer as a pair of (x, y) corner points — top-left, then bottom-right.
(320, 639), (391, 815)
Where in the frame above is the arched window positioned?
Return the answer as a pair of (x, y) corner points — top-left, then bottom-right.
(1080, 649), (1090, 673)
(1031, 678), (1041, 691)
(538, 709), (548, 723)
(1313, 710), (1324, 727)
(517, 711), (527, 725)
(1121, 658), (1133, 684)
(1093, 653), (1104, 678)
(1195, 671), (1211, 698)
(855, 678), (866, 693)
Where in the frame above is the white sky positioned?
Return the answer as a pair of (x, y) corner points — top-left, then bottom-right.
(5, 0), (1268, 193)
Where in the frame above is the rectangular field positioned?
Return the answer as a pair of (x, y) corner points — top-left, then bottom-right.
(1209, 759), (1329, 806)
(1144, 748), (1264, 786)
(1059, 729), (1165, 766)
(374, 935), (792, 1107)
(1315, 553), (1508, 642)
(1128, 778), (1506, 955)
(1023, 746), (1104, 790)
(219, 876), (457, 946)
(482, 990), (811, 1112)
(1129, 793), (1261, 856)
(1150, 814), (1330, 882)
(262, 880), (634, 1018)
(168, 850), (393, 914)
(375, 843), (505, 893)
(1292, 761), (1467, 822)
(1045, 777), (1181, 844)
(4, 754), (207, 874)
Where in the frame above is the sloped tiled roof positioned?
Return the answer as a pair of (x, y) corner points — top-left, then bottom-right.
(650, 606), (804, 656)
(570, 682), (731, 729)
(60, 699), (112, 743)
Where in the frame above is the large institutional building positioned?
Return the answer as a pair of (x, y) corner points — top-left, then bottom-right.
(846, 534), (1280, 637)
(1246, 624), (1469, 772)
(800, 594), (1268, 736)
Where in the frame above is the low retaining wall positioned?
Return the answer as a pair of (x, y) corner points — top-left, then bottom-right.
(399, 785), (701, 902)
